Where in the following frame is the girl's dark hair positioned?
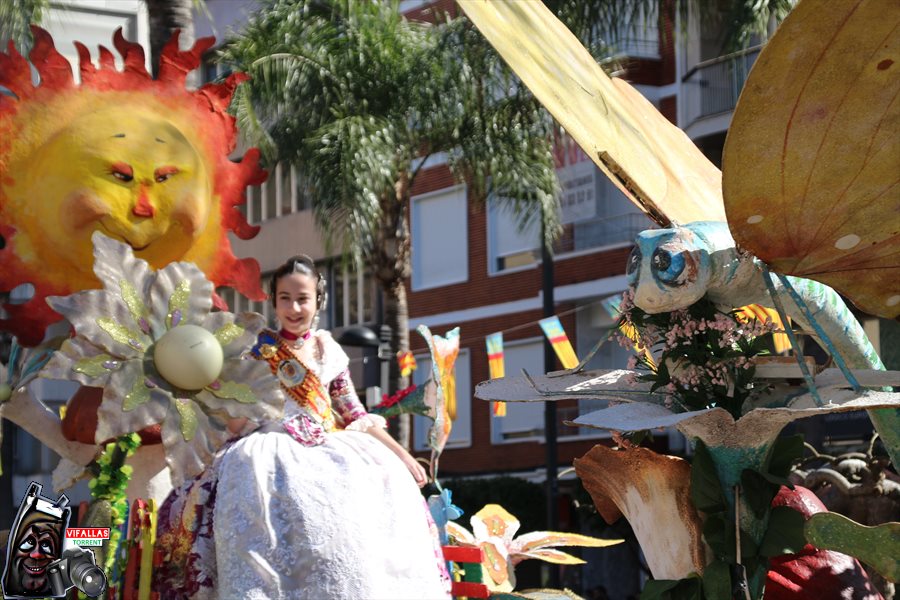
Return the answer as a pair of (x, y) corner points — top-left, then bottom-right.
(269, 255), (328, 311)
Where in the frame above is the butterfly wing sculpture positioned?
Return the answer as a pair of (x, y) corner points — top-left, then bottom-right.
(722, 0), (900, 320)
(456, 0), (725, 228)
(459, 0), (900, 467)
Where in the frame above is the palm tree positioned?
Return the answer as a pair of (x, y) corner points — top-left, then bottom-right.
(146, 0), (196, 76)
(221, 0), (562, 445)
(0, 0), (49, 52)
(546, 0), (795, 55)
(220, 0), (797, 447)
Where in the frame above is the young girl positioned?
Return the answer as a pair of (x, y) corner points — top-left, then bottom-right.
(154, 256), (451, 599)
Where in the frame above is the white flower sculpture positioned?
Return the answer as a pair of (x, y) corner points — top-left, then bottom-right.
(446, 504), (622, 592)
(42, 232), (284, 484)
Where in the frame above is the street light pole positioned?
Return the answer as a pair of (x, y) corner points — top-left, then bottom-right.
(541, 217), (560, 589)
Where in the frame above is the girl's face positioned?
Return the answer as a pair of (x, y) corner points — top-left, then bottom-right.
(274, 272), (318, 336)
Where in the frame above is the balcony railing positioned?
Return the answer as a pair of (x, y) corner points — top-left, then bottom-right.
(554, 211), (654, 255)
(682, 46), (762, 128)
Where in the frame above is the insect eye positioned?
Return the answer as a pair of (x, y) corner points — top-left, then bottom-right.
(651, 248), (686, 285)
(626, 247), (641, 283)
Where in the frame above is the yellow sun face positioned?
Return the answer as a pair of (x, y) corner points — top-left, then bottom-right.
(0, 28), (266, 346)
(9, 106), (214, 284)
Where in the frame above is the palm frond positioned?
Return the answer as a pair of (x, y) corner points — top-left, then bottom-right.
(0, 0), (49, 53)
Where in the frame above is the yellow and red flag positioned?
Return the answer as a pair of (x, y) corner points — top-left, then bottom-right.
(539, 316), (579, 369)
(397, 351), (417, 378)
(485, 332), (506, 416)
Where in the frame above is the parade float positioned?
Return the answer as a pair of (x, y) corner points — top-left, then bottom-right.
(0, 0), (897, 596)
(463, 0), (900, 598)
(0, 24), (617, 597)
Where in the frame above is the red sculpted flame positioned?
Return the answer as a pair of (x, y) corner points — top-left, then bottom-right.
(0, 28), (266, 346)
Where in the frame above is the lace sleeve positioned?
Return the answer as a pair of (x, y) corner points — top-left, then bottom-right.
(329, 369), (369, 426)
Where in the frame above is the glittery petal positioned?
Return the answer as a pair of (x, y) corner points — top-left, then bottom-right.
(195, 360), (284, 422)
(205, 380), (256, 404)
(173, 397), (198, 441)
(146, 258), (212, 333)
(123, 377), (152, 411)
(46, 290), (144, 358)
(95, 363), (170, 443)
(97, 317), (145, 351)
(119, 278), (149, 326)
(90, 233), (153, 306)
(73, 354), (119, 378)
(166, 281), (191, 329)
(213, 323), (244, 348)
(202, 312), (266, 358)
(160, 403), (228, 486)
(41, 337), (120, 387)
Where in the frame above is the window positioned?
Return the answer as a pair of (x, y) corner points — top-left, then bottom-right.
(413, 349), (472, 450)
(330, 263), (378, 329)
(487, 197), (540, 275)
(411, 186), (468, 290)
(604, 4), (660, 59)
(216, 283), (274, 328)
(491, 339), (546, 443)
(553, 162), (652, 254)
(244, 163), (312, 224)
(556, 300), (633, 438)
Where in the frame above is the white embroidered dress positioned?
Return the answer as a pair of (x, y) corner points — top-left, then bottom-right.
(155, 329), (451, 600)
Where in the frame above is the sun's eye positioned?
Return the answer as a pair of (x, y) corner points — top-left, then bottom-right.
(626, 247), (641, 283)
(652, 248), (686, 285)
(154, 166), (179, 183)
(110, 162), (134, 183)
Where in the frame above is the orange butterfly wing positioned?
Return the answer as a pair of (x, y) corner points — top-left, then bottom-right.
(723, 0), (900, 318)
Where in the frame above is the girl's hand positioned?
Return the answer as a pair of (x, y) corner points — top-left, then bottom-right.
(400, 451), (428, 487)
(366, 425), (429, 487)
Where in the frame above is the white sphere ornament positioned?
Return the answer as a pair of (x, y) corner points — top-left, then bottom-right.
(153, 324), (224, 390)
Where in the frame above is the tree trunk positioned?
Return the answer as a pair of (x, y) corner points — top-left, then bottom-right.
(383, 280), (411, 448)
(146, 0), (195, 78)
(373, 172), (412, 448)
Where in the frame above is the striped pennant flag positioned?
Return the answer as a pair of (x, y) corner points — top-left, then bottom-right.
(539, 316), (579, 369)
(486, 332), (507, 416)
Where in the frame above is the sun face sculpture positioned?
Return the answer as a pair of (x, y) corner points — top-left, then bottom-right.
(0, 28), (267, 346)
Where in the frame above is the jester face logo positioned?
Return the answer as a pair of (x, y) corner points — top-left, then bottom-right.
(2, 483), (68, 598)
(0, 28), (267, 346)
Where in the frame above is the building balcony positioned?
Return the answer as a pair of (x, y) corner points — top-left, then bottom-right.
(681, 46), (761, 137)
